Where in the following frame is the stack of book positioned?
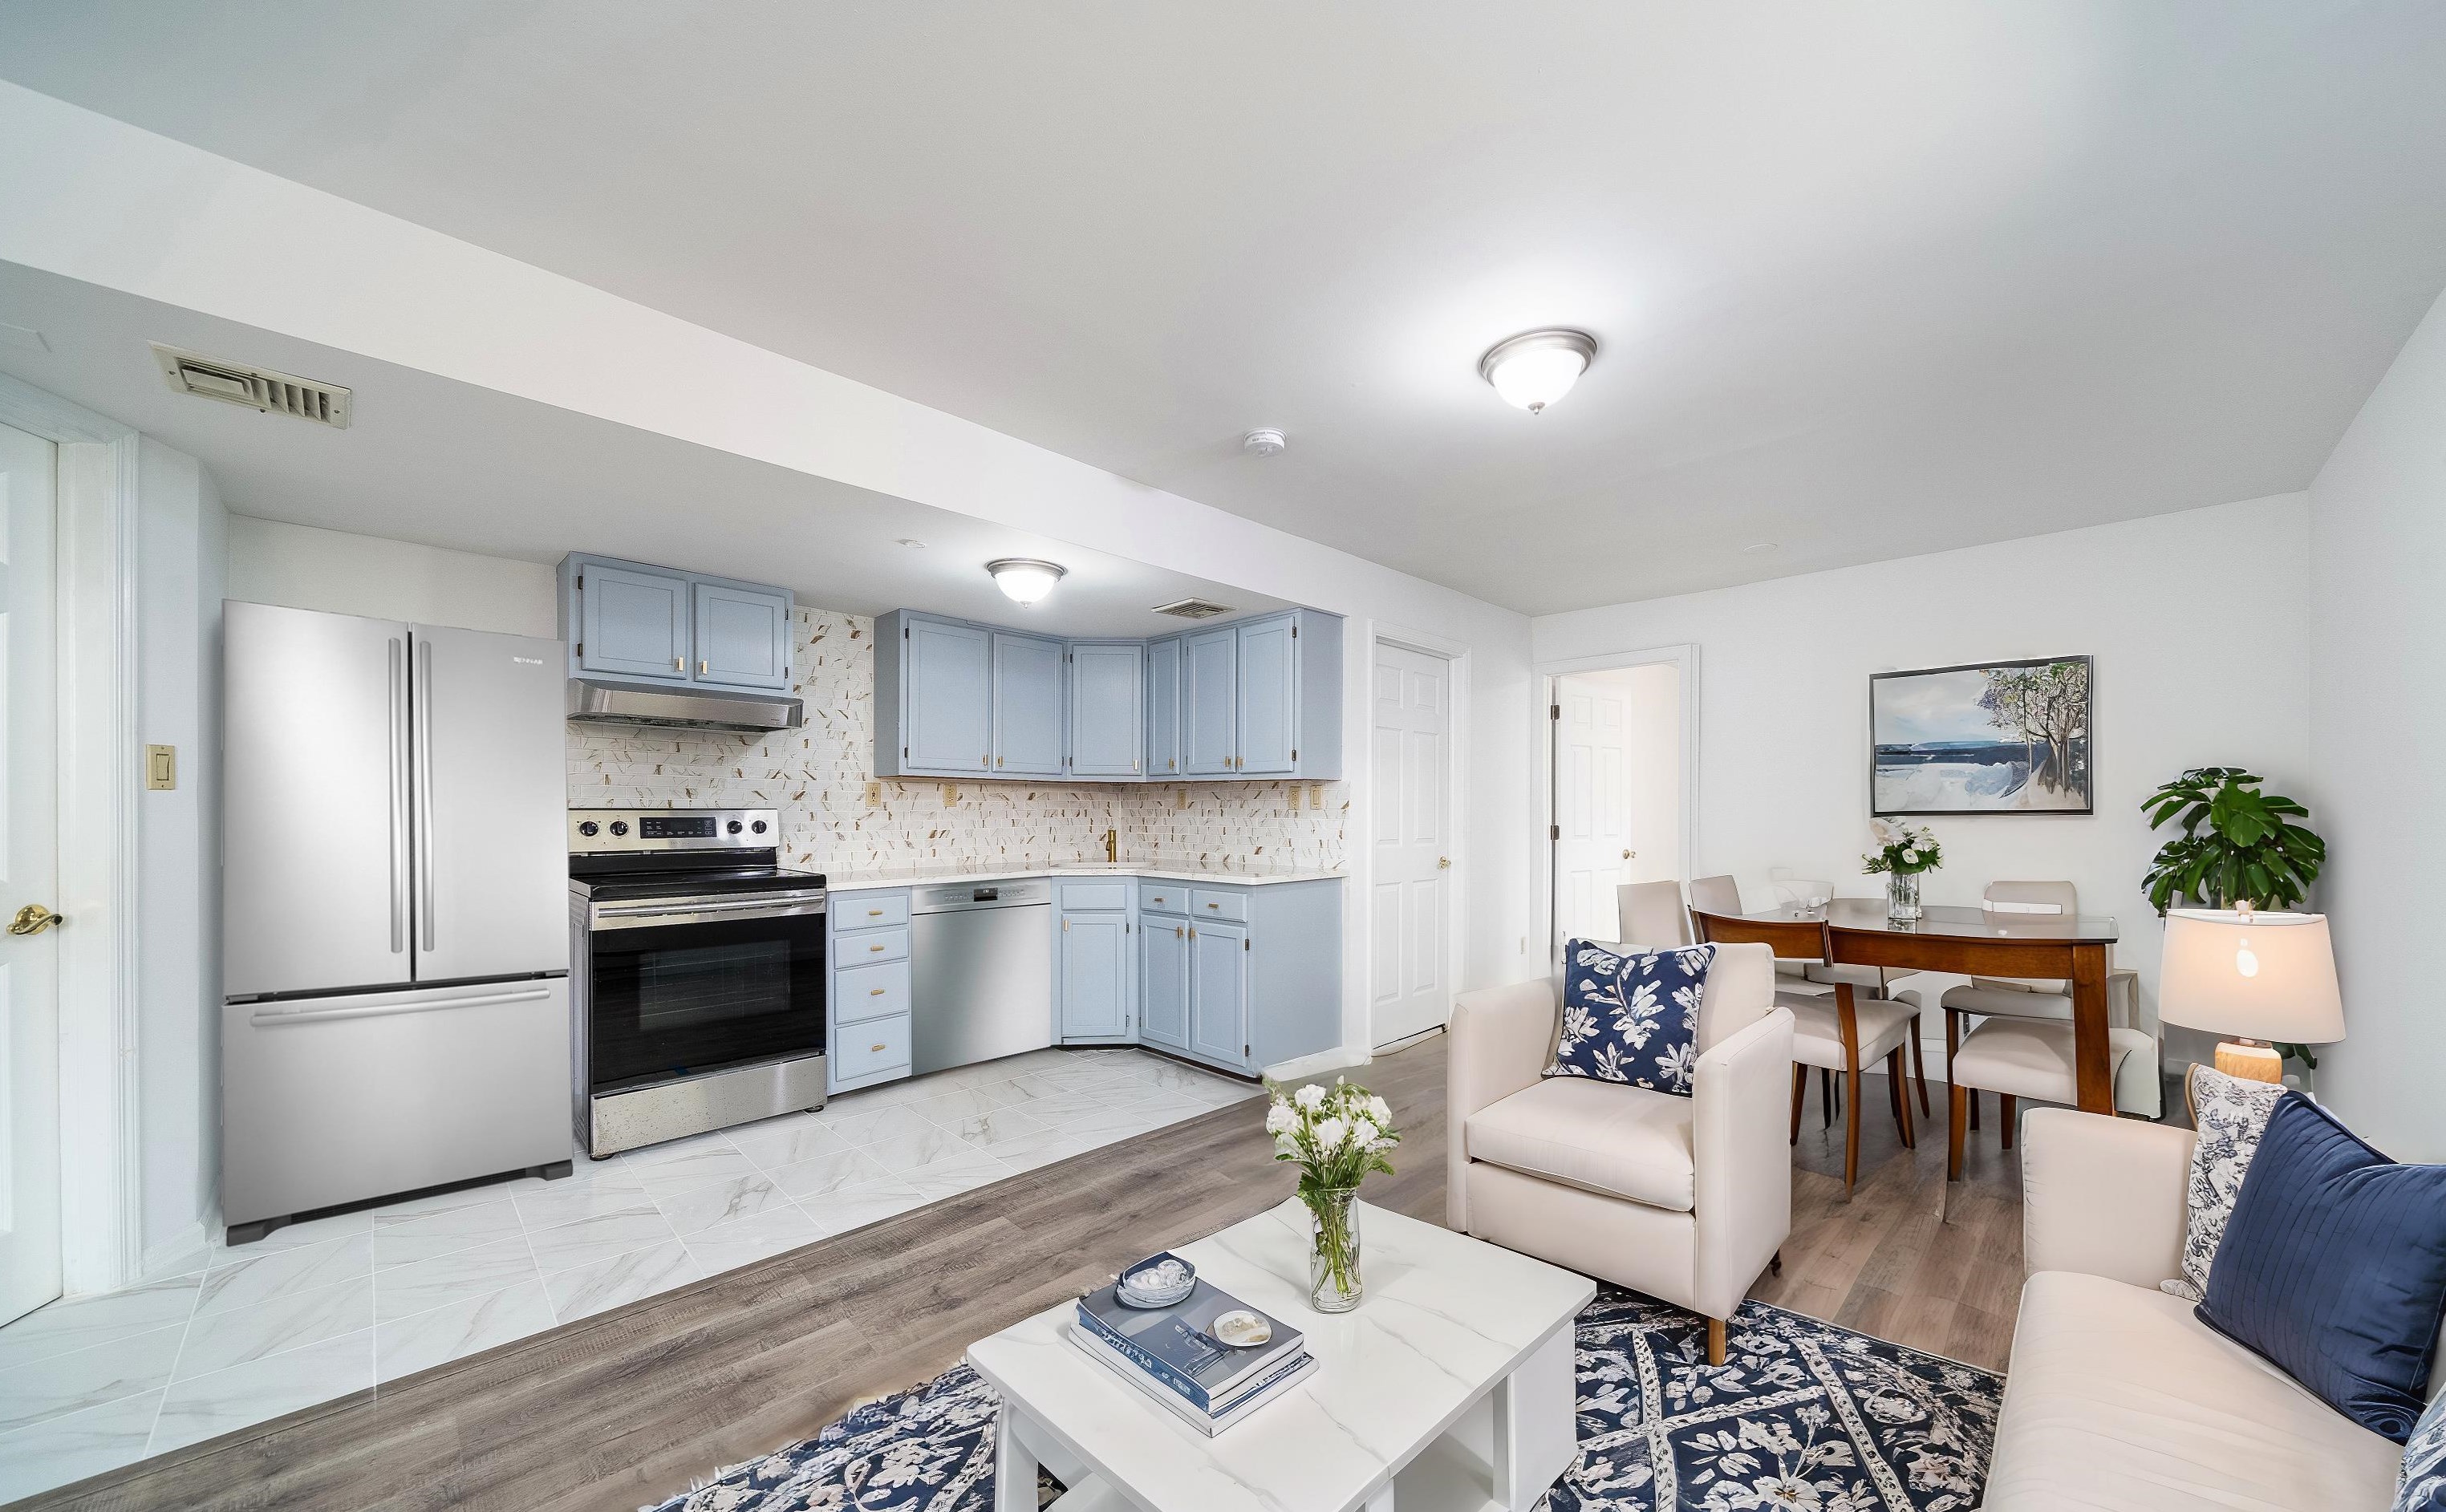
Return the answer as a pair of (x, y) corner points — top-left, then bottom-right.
(1071, 1259), (1316, 1436)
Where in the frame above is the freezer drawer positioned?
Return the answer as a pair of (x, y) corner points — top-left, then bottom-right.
(221, 978), (572, 1229)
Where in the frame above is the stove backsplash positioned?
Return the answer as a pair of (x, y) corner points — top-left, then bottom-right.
(567, 607), (1347, 877)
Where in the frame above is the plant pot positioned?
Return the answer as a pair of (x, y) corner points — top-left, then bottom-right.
(1886, 872), (1923, 922)
(1305, 1186), (1363, 1311)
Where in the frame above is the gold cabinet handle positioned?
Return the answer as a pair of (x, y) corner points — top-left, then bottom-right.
(699, 659), (708, 675)
(8, 904), (65, 935)
(869, 942), (886, 952)
(870, 1043), (886, 1053)
(1207, 902), (1220, 910)
(1174, 926), (1183, 938)
(674, 656), (684, 672)
(870, 987), (886, 996)
(867, 908), (883, 917)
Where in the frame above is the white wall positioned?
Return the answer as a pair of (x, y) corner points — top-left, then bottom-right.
(227, 516), (555, 638)
(1534, 493), (2316, 1065)
(2307, 285), (2446, 1161)
(134, 436), (227, 1266)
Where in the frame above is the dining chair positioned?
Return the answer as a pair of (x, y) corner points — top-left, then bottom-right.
(1805, 891), (1930, 1120)
(1937, 881), (2156, 1130)
(1615, 880), (1694, 949)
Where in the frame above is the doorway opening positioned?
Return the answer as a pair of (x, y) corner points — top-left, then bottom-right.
(1550, 657), (1688, 957)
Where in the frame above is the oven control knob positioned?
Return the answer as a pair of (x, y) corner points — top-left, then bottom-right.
(727, 819), (743, 834)
(577, 821), (600, 837)
(609, 821), (629, 837)
(751, 819), (769, 834)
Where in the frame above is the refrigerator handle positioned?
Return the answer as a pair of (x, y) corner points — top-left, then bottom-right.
(388, 638), (408, 955)
(415, 638), (437, 954)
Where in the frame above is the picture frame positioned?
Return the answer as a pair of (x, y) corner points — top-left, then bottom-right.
(1868, 655), (2093, 816)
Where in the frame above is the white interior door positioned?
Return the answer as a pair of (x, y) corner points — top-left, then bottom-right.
(0, 421), (62, 1326)
(1553, 663), (1683, 951)
(1369, 643), (1450, 1048)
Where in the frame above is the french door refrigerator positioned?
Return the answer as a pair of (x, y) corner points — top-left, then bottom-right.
(221, 601), (570, 1241)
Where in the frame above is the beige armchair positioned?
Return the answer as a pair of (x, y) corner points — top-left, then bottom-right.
(1446, 942), (1793, 1364)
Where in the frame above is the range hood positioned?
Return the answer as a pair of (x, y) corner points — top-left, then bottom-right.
(566, 675), (802, 732)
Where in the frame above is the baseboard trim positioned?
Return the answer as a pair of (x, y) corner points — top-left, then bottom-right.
(1263, 1046), (1370, 1083)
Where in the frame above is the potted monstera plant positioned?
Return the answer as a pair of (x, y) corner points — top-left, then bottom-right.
(2140, 766), (2328, 1065)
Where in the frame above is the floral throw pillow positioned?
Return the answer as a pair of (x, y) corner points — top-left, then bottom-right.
(1545, 939), (1714, 1097)
(2398, 1387), (2446, 1511)
(2162, 1063), (2289, 1303)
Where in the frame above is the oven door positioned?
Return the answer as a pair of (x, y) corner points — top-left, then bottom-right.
(586, 896), (826, 1091)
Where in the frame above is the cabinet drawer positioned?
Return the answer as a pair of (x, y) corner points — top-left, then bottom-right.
(1190, 889), (1250, 923)
(1138, 881), (1188, 916)
(839, 926), (909, 964)
(835, 1015), (911, 1080)
(839, 894), (911, 931)
(835, 959), (910, 1025)
(1059, 881), (1132, 912)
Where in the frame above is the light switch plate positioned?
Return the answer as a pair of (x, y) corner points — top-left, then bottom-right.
(863, 780), (883, 806)
(145, 744), (176, 790)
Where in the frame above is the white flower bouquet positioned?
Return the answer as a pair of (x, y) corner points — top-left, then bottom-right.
(1861, 817), (1942, 877)
(1264, 1076), (1399, 1311)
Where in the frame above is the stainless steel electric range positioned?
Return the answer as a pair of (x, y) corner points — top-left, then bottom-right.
(568, 807), (826, 1157)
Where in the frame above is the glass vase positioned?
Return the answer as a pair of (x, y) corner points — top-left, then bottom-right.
(1886, 871), (1923, 922)
(1306, 1186), (1363, 1312)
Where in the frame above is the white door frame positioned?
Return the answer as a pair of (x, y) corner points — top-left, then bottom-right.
(1364, 621), (1468, 1051)
(1535, 644), (1698, 967)
(0, 374), (143, 1295)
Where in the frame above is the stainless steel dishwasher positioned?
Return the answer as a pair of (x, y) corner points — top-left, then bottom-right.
(911, 880), (1054, 1074)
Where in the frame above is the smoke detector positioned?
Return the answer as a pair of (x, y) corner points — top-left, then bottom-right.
(1152, 598), (1234, 620)
(152, 343), (352, 428)
(1242, 428), (1286, 456)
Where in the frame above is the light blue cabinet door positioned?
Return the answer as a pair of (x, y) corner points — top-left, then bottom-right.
(903, 618), (991, 775)
(1145, 636), (1182, 779)
(1068, 642), (1144, 778)
(578, 562), (689, 679)
(1060, 913), (1132, 1040)
(1235, 614), (1298, 776)
(1182, 626), (1238, 776)
(1189, 920), (1249, 1067)
(992, 632), (1066, 776)
(692, 582), (791, 689)
(1140, 918), (1190, 1050)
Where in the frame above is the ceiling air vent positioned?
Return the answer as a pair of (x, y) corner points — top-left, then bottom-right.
(1152, 598), (1234, 620)
(152, 343), (351, 428)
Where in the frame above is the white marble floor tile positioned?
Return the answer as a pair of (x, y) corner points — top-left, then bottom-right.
(149, 1328), (373, 1456)
(373, 1235), (542, 1324)
(0, 1275), (200, 1372)
(172, 1277), (373, 1382)
(797, 1181), (928, 1238)
(371, 1198), (525, 1271)
(368, 1182), (521, 1225)
(627, 1146), (761, 1200)
(765, 1146), (896, 1200)
(817, 1104), (939, 1147)
(543, 1240), (700, 1325)
(512, 1176), (653, 1231)
(655, 1174), (789, 1237)
(374, 1280), (555, 1384)
(0, 1388), (164, 1503)
(681, 1205), (823, 1273)
(903, 1085), (1029, 1125)
(726, 1114), (850, 1171)
(946, 1106), (1053, 1149)
(980, 1127), (1101, 1174)
(858, 1124), (977, 1174)
(898, 1149), (1013, 1202)
(0, 1323), (184, 1435)
(196, 1232), (372, 1319)
(525, 1206), (679, 1273)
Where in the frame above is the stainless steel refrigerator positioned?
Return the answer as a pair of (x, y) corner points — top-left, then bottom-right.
(221, 601), (571, 1241)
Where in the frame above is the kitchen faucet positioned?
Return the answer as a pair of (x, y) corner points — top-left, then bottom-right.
(1102, 828), (1118, 863)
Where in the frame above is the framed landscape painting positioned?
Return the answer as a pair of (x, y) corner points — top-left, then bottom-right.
(1869, 655), (2093, 815)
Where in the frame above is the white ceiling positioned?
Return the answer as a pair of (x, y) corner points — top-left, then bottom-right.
(0, 262), (1289, 638)
(5, 2), (2445, 614)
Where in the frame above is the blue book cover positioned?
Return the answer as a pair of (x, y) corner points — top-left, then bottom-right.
(1075, 1265), (1303, 1413)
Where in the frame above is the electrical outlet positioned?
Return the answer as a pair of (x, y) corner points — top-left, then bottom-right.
(1175, 787), (1191, 809)
(863, 780), (883, 806)
(940, 783), (959, 805)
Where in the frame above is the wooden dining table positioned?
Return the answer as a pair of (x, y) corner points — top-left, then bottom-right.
(1690, 898), (2124, 1114)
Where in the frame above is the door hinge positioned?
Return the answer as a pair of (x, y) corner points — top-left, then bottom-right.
(1550, 823), (1561, 841)
(1550, 703), (1560, 720)
(1291, 747), (1296, 761)
(903, 744), (910, 758)
(1244, 1043), (1251, 1056)
(1291, 623), (1297, 638)
(1243, 937), (1250, 951)
(575, 641), (583, 658)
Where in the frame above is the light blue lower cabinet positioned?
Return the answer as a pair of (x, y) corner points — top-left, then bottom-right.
(1188, 920), (1251, 1067)
(1140, 917), (1190, 1051)
(1058, 910), (1134, 1042)
(829, 889), (915, 1093)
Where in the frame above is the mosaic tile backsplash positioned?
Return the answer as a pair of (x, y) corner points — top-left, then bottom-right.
(567, 608), (1347, 875)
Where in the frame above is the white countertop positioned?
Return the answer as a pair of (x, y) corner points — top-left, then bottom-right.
(825, 862), (1344, 892)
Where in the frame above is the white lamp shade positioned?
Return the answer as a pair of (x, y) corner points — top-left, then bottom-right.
(2158, 909), (2344, 1044)
(986, 558), (1065, 604)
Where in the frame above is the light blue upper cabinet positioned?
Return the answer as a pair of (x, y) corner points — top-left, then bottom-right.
(1068, 641), (1144, 778)
(1145, 636), (1182, 780)
(878, 612), (991, 776)
(1182, 626), (1238, 776)
(1059, 911), (1133, 1041)
(992, 631), (1066, 776)
(574, 561), (689, 679)
(1235, 614), (1299, 776)
(692, 582), (792, 689)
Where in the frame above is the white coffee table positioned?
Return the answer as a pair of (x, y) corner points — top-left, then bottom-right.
(967, 1198), (1595, 1512)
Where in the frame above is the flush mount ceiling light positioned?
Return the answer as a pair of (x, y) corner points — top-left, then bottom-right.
(987, 557), (1067, 604)
(1479, 328), (1597, 414)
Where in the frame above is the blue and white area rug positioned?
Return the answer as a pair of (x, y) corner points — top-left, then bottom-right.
(644, 1289), (2002, 1512)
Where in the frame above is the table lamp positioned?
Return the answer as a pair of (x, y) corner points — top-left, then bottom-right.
(2158, 906), (2344, 1083)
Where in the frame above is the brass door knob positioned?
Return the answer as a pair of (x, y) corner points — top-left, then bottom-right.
(9, 904), (65, 935)
(1437, 857), (1451, 870)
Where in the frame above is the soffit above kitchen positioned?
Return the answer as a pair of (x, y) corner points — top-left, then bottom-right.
(4, 3), (2445, 614)
(0, 261), (1289, 638)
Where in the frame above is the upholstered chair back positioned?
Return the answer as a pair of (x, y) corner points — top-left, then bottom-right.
(1696, 941), (1774, 1052)
(1688, 874), (1742, 918)
(1616, 880), (1693, 949)
(1976, 879), (2078, 993)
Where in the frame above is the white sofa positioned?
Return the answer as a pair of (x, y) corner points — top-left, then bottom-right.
(1994, 1109), (2412, 1510)
(1446, 942), (1793, 1364)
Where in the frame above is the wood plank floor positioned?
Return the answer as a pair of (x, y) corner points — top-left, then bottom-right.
(18, 1038), (2025, 1512)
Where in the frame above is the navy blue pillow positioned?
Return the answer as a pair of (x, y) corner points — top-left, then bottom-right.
(2197, 1092), (2446, 1441)
(1545, 939), (1712, 1097)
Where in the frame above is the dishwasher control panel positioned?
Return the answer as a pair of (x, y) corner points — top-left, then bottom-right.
(914, 878), (1052, 912)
